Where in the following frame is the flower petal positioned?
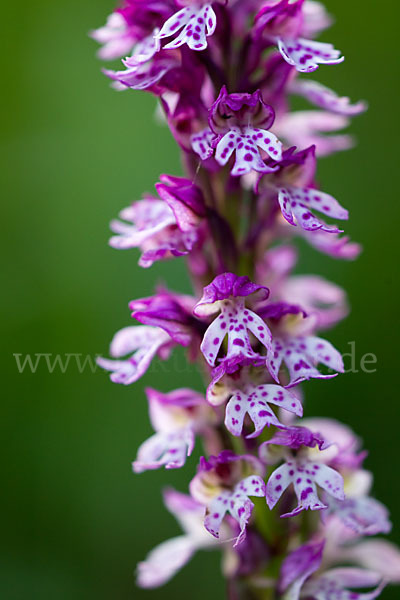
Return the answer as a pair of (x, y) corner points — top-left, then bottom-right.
(290, 79), (367, 116)
(266, 462), (292, 509)
(278, 37), (344, 73)
(132, 428), (195, 473)
(137, 535), (195, 588)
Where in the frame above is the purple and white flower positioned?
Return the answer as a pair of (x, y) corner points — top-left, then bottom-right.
(266, 333), (344, 387)
(97, 325), (173, 384)
(198, 87), (283, 176)
(194, 273), (272, 367)
(155, 2), (217, 51)
(133, 387), (208, 472)
(109, 176), (205, 267)
(204, 475), (266, 546)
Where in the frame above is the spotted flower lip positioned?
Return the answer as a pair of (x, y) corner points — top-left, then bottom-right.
(189, 451), (266, 546)
(255, 0), (344, 72)
(258, 144), (349, 233)
(154, 2), (217, 51)
(204, 475), (266, 546)
(278, 185), (348, 233)
(195, 274), (272, 367)
(266, 457), (345, 518)
(278, 37), (344, 73)
(205, 87), (283, 176)
(225, 383), (303, 438)
(266, 334), (344, 388)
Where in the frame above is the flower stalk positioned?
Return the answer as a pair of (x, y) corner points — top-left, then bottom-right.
(91, 1), (399, 597)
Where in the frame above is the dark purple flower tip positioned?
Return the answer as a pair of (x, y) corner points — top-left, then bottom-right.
(278, 144), (316, 169)
(258, 301), (307, 322)
(117, 0), (175, 30)
(198, 451), (262, 482)
(211, 354), (264, 382)
(130, 290), (204, 347)
(254, 0), (303, 38)
(156, 174), (207, 231)
(278, 539), (325, 594)
(198, 450), (240, 473)
(209, 86), (276, 134)
(261, 144), (317, 189)
(194, 273), (270, 317)
(265, 426), (330, 451)
(206, 355), (265, 405)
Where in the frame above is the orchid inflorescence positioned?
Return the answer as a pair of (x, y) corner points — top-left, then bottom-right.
(91, 1), (400, 597)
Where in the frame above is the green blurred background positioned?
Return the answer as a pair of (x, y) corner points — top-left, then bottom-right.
(2, 0), (399, 598)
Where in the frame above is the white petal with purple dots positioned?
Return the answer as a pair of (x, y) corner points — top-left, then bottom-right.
(225, 384), (303, 438)
(201, 298), (272, 367)
(191, 127), (215, 160)
(325, 495), (392, 537)
(204, 475), (265, 546)
(266, 335), (344, 388)
(278, 37), (344, 73)
(266, 459), (344, 518)
(155, 4), (217, 52)
(215, 126), (282, 176)
(278, 186), (348, 233)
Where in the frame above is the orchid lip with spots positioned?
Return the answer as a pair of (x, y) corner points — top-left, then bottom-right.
(91, 0), (397, 597)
